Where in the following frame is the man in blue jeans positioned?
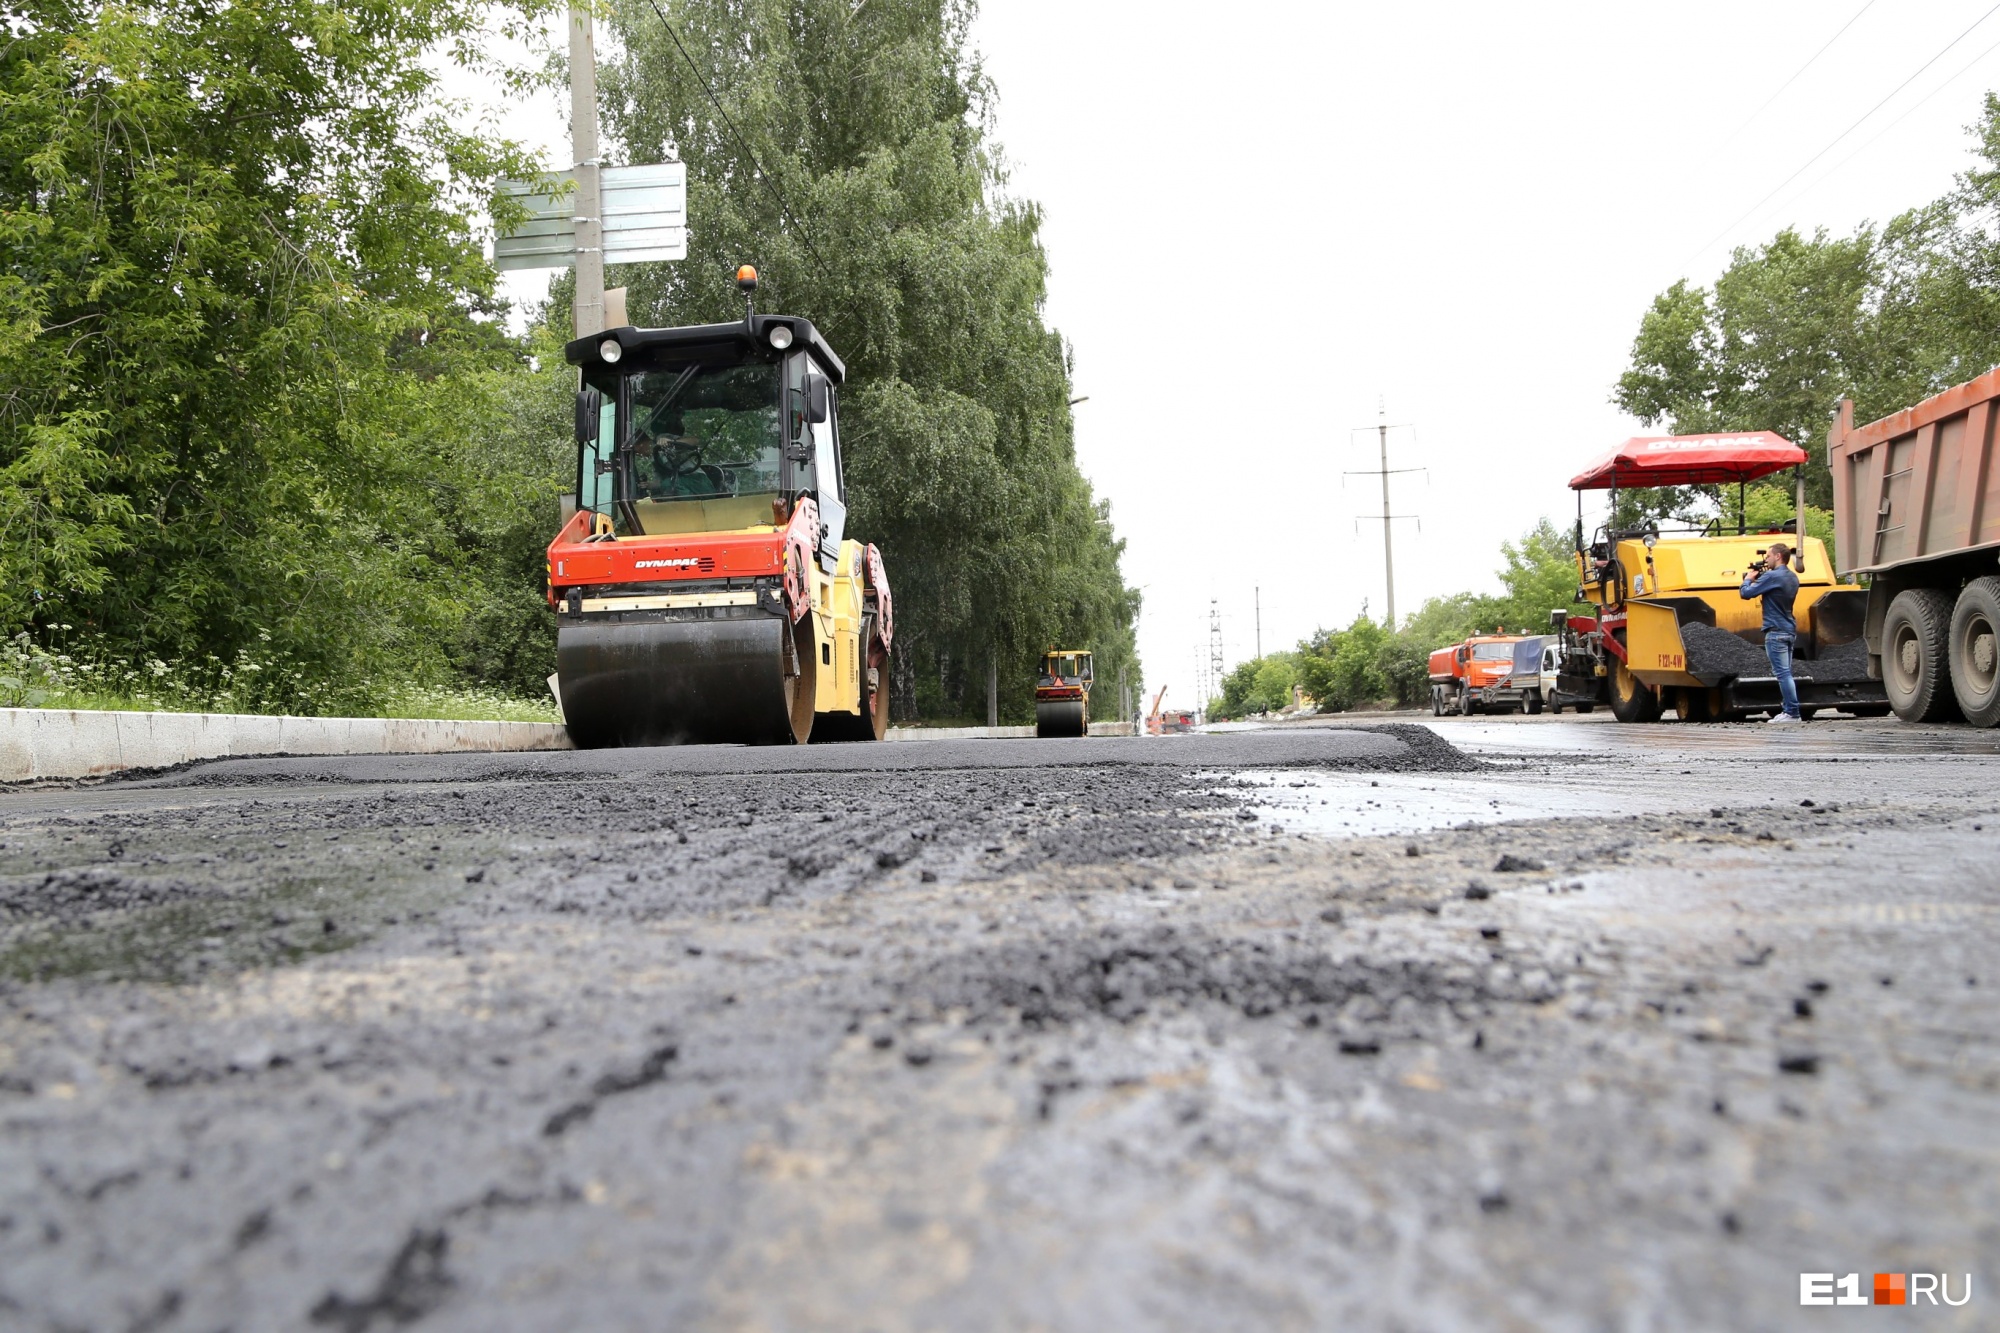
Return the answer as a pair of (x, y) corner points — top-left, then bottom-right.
(1741, 542), (1802, 723)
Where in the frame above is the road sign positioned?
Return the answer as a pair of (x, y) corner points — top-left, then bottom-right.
(493, 162), (687, 271)
(601, 163), (686, 263)
(492, 176), (576, 271)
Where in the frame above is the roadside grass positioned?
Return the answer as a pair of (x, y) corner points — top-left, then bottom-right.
(378, 686), (559, 724)
(2, 634), (558, 723)
(7, 680), (558, 723)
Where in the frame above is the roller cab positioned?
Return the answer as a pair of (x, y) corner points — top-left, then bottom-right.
(546, 267), (893, 747)
(1035, 650), (1092, 737)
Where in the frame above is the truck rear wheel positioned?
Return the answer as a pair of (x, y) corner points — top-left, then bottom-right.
(1883, 587), (1959, 723)
(1608, 658), (1661, 723)
(1524, 692), (1543, 715)
(1949, 576), (2000, 727)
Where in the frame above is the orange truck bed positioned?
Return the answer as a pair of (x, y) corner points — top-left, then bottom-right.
(1831, 367), (2000, 578)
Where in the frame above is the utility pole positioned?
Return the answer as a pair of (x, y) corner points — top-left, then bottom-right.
(1347, 403), (1424, 630)
(1254, 586), (1261, 660)
(987, 649), (998, 729)
(1375, 417), (1393, 627)
(567, 5), (605, 338)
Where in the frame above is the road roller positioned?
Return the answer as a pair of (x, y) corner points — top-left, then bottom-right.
(546, 266), (893, 747)
(1035, 650), (1092, 737)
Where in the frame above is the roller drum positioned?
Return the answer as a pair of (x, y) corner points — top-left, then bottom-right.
(558, 615), (811, 747)
(1035, 699), (1086, 738)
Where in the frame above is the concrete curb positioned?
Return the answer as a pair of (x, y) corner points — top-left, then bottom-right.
(0, 708), (573, 782)
(885, 721), (1137, 741)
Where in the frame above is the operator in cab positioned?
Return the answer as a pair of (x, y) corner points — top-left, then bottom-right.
(1741, 542), (1802, 724)
(634, 407), (720, 498)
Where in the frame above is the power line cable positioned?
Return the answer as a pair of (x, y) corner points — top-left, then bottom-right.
(1768, 27), (2000, 222)
(1717, 0), (1880, 148)
(1687, 0), (2000, 266)
(640, 0), (832, 274)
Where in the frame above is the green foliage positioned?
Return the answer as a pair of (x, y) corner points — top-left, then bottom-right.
(1614, 95), (2000, 513)
(1388, 518), (1590, 655)
(1250, 616), (1399, 716)
(1724, 485), (1838, 568)
(427, 329), (577, 699)
(1398, 592), (1486, 654)
(0, 0), (1131, 724)
(1213, 652), (1299, 718)
(0, 628), (555, 720)
(1325, 617), (1389, 707)
(1252, 656), (1299, 713)
(1221, 519), (1590, 717)
(600, 0), (1138, 721)
(1488, 518), (1588, 632)
(1211, 661), (1254, 719)
(1373, 633), (1431, 707)
(1, 0), (561, 714)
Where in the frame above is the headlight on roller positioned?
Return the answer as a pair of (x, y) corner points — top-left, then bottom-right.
(767, 325), (794, 349)
(599, 339), (622, 363)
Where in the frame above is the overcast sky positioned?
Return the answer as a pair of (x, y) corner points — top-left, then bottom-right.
(492, 1), (2000, 710)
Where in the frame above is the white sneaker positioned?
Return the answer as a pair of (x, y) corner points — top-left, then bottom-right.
(1766, 712), (1802, 724)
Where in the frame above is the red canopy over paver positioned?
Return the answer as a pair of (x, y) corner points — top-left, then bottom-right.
(1568, 432), (1806, 490)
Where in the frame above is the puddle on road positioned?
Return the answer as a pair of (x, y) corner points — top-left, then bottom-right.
(1225, 769), (1609, 839)
(1423, 717), (2000, 760)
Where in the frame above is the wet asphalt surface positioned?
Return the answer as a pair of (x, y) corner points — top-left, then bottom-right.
(1, 717), (1996, 1331)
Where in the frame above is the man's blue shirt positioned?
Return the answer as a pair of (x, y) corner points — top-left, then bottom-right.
(1740, 565), (1799, 634)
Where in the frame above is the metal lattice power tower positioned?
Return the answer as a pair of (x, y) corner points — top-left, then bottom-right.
(1208, 600), (1224, 693)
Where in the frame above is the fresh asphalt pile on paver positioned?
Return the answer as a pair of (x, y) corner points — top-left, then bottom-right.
(1679, 622), (1873, 682)
(0, 719), (1995, 1330)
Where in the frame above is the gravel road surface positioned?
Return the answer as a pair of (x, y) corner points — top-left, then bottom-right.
(1, 717), (1995, 1330)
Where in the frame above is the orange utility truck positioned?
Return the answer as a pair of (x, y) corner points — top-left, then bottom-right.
(1428, 631), (1531, 716)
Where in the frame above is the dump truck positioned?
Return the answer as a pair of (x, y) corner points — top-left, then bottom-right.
(1427, 631), (1530, 715)
(1035, 649), (1092, 737)
(1830, 367), (2000, 726)
(1561, 433), (1885, 722)
(545, 265), (893, 746)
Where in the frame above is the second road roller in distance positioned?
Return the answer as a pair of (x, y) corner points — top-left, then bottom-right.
(1035, 649), (1092, 737)
(546, 266), (893, 747)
